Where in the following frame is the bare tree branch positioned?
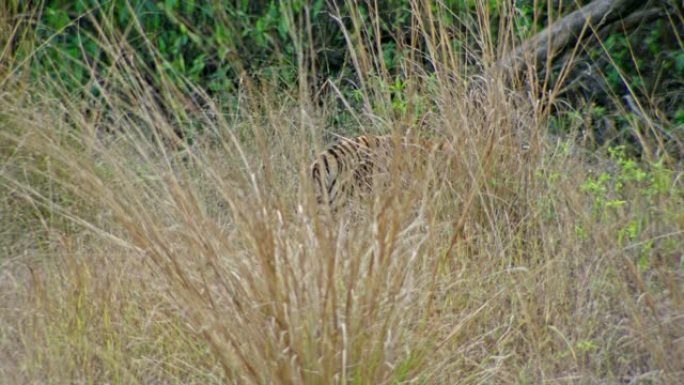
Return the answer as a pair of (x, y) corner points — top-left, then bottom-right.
(607, 6), (668, 33)
(500, 0), (646, 76)
(550, 5), (671, 82)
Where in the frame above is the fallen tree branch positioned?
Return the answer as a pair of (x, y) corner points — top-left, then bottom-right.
(606, 6), (668, 33)
(500, 0), (646, 77)
(549, 5), (671, 86)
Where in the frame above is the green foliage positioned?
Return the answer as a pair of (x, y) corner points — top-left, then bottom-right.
(17, 1), (684, 155)
(580, 145), (678, 269)
(582, 146), (672, 211)
(28, 1), (517, 95)
(674, 108), (684, 125)
(32, 0), (338, 94)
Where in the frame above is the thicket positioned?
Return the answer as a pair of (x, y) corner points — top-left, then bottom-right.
(3, 0), (683, 154)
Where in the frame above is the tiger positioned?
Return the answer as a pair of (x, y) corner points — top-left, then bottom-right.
(310, 134), (453, 213)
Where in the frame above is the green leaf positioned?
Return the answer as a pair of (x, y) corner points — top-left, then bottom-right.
(675, 52), (684, 74)
(46, 7), (71, 30)
(674, 108), (684, 125)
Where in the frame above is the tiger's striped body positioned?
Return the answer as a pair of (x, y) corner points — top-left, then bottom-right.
(310, 135), (451, 212)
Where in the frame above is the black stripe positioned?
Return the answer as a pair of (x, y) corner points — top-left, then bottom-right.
(327, 176), (337, 194)
(340, 142), (357, 168)
(334, 142), (348, 157)
(344, 141), (362, 162)
(323, 155), (330, 174)
(327, 147), (341, 164)
(312, 164), (320, 182)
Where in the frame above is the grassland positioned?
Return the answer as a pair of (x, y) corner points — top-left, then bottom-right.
(1, 2), (682, 384)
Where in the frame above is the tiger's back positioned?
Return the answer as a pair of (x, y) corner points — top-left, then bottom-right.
(310, 135), (389, 211)
(310, 134), (451, 212)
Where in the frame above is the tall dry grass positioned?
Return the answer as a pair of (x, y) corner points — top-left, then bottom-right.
(1, 1), (682, 384)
